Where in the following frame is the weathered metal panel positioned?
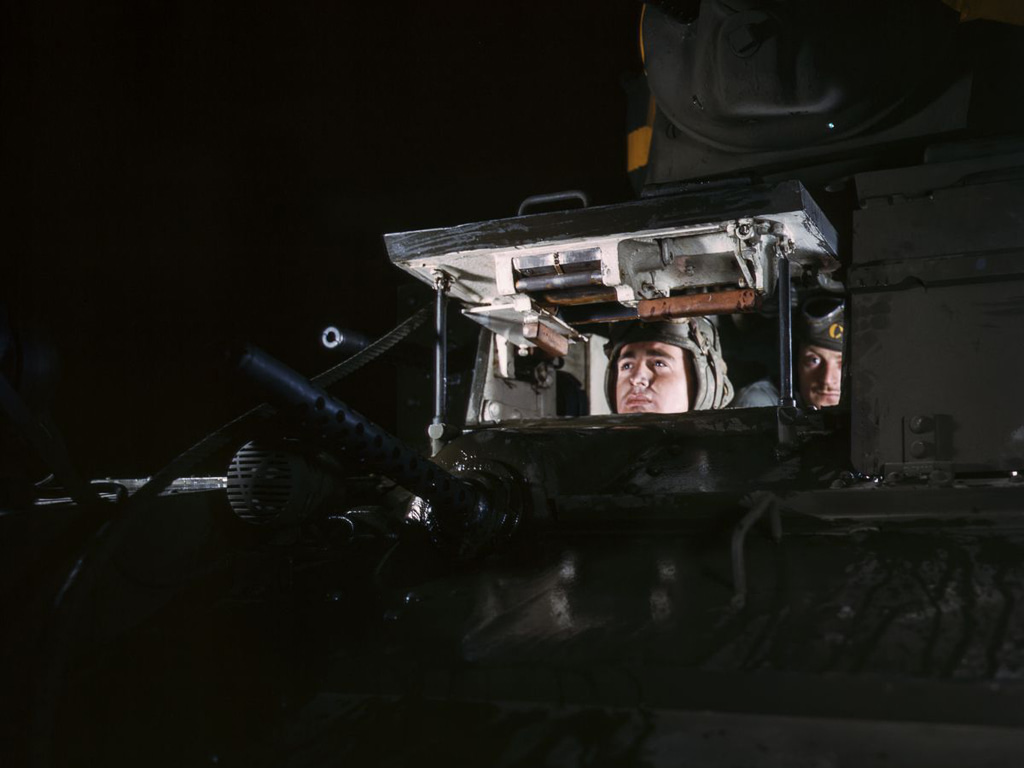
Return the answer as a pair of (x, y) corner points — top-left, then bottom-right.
(383, 181), (837, 273)
(850, 166), (1024, 475)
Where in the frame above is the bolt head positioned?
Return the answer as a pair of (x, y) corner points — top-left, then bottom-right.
(910, 440), (930, 459)
(909, 415), (933, 434)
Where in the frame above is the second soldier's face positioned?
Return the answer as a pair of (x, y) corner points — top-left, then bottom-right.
(798, 344), (843, 407)
(615, 341), (692, 414)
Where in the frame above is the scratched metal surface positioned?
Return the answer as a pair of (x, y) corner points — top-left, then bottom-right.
(383, 181), (833, 263)
(248, 512), (1024, 766)
(22, 414), (1024, 767)
(32, 482), (1024, 767)
(338, 521), (1024, 713)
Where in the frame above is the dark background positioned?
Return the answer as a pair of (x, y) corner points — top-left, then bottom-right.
(4, 1), (642, 475)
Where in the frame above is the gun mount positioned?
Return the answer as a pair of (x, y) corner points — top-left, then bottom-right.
(235, 344), (522, 557)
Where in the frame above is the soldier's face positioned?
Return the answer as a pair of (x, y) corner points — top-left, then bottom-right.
(798, 344), (843, 407)
(615, 341), (693, 414)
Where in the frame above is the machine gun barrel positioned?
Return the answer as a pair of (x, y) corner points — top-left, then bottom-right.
(235, 344), (482, 520)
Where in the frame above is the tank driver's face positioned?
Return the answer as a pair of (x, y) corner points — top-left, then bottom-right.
(615, 341), (693, 414)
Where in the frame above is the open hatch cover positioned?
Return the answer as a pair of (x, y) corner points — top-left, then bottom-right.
(384, 181), (838, 357)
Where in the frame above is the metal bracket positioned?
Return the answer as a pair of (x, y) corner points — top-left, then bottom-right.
(881, 413), (956, 485)
(902, 413), (953, 464)
(726, 218), (783, 294)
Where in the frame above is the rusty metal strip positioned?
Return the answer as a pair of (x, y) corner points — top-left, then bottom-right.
(523, 321), (569, 357)
(638, 289), (760, 320)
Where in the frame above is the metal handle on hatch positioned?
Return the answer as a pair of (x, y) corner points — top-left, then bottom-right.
(517, 190), (590, 216)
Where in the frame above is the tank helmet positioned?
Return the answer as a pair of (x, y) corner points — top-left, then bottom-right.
(604, 317), (734, 412)
(800, 297), (845, 352)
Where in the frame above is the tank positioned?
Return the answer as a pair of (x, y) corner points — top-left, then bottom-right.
(5, 3), (1024, 767)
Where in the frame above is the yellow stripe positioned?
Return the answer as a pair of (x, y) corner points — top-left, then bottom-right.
(627, 126), (653, 173)
(639, 4), (647, 66)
